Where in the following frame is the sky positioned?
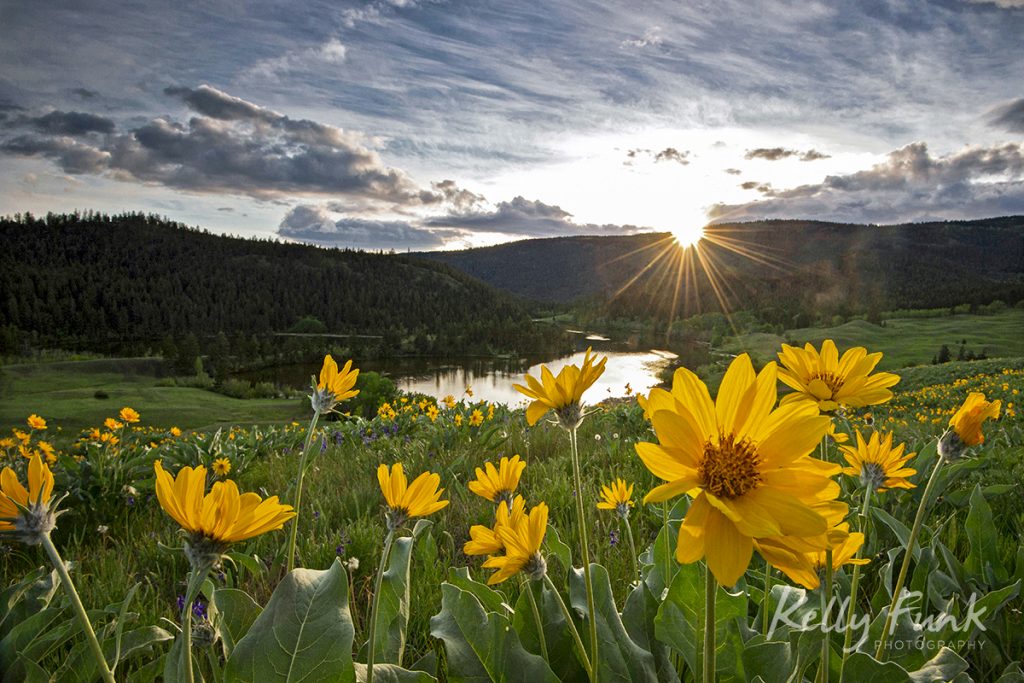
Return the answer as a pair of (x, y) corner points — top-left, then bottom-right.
(1, 0), (1023, 251)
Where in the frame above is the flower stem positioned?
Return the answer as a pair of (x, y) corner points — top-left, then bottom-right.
(704, 566), (716, 683)
(817, 551), (834, 683)
(623, 516), (640, 586)
(41, 534), (116, 683)
(762, 560), (772, 635)
(179, 564), (211, 683)
(524, 579), (549, 662)
(366, 529), (394, 683)
(839, 486), (873, 682)
(286, 410), (320, 572)
(544, 574), (593, 680)
(874, 452), (945, 660)
(568, 427), (598, 682)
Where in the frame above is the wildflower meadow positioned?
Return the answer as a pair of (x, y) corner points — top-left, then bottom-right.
(2, 346), (1022, 682)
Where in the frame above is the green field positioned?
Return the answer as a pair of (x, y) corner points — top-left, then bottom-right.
(0, 358), (302, 434)
(724, 309), (1024, 370)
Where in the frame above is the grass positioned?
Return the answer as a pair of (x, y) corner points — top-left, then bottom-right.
(0, 358), (303, 434)
(722, 309), (1024, 370)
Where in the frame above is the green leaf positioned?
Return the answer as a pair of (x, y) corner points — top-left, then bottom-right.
(446, 567), (507, 615)
(740, 641), (795, 683)
(214, 589), (262, 657)
(0, 608), (67, 672)
(513, 580), (587, 682)
(225, 558), (356, 683)
(353, 662), (436, 682)
(841, 653), (910, 682)
(429, 582), (559, 682)
(370, 521), (432, 667)
(620, 583), (678, 683)
(908, 647), (968, 683)
(569, 563), (659, 681)
(873, 508), (919, 563)
(965, 484), (1007, 582)
(543, 523), (573, 573)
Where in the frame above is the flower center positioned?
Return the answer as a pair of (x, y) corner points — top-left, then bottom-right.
(700, 433), (762, 499)
(809, 371), (844, 398)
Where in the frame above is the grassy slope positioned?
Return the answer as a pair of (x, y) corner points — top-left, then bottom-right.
(723, 309), (1024, 370)
(0, 359), (302, 434)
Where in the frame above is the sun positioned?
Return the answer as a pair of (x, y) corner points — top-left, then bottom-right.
(671, 223), (706, 248)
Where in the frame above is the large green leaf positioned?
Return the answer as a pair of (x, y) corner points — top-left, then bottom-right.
(513, 579), (587, 682)
(907, 647), (969, 683)
(429, 582), (559, 682)
(353, 662), (436, 682)
(214, 589), (263, 657)
(740, 641), (794, 683)
(225, 558), (356, 683)
(965, 484), (1007, 583)
(620, 583), (678, 683)
(653, 562), (747, 683)
(569, 564), (659, 682)
(369, 520), (432, 667)
(842, 653), (910, 682)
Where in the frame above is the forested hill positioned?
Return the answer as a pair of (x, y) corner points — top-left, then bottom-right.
(418, 217), (1024, 324)
(0, 212), (556, 356)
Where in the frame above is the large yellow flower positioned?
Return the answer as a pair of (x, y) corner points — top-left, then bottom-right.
(154, 460), (295, 547)
(1, 453), (54, 533)
(468, 455), (526, 504)
(482, 501), (549, 584)
(464, 494), (527, 556)
(27, 414), (47, 431)
(948, 392), (1001, 447)
(377, 463), (449, 527)
(636, 354), (840, 586)
(841, 430), (916, 492)
(514, 347), (607, 427)
(596, 478), (634, 516)
(777, 340), (900, 412)
(318, 355), (359, 399)
(119, 407), (141, 424)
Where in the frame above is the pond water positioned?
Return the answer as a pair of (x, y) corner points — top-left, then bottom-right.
(236, 334), (683, 406)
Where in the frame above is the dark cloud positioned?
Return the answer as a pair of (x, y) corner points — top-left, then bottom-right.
(71, 88), (99, 100)
(710, 141), (1024, 223)
(278, 204), (458, 250)
(654, 147), (689, 164)
(744, 147), (830, 161)
(987, 98), (1024, 133)
(20, 110), (116, 135)
(426, 196), (645, 238)
(431, 179), (485, 211)
(724, 168), (742, 175)
(0, 134), (109, 174)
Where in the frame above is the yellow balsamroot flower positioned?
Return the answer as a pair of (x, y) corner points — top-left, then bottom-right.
(443, 394), (456, 409)
(170, 426), (182, 437)
(482, 501), (549, 584)
(104, 418), (123, 431)
(27, 414), (47, 431)
(377, 463), (449, 529)
(454, 413), (464, 427)
(154, 460), (295, 565)
(777, 340), (900, 412)
(514, 347), (608, 428)
(840, 430), (916, 492)
(596, 478), (634, 518)
(826, 422), (849, 444)
(469, 409), (484, 427)
(119, 407), (140, 424)
(468, 454), (526, 504)
(636, 354), (840, 586)
(948, 392), (1001, 447)
(311, 355), (360, 413)
(1, 453), (57, 543)
(13, 429), (30, 445)
(426, 405), (439, 422)
(37, 441), (56, 464)
(212, 457), (232, 477)
(464, 495), (527, 556)
(756, 519), (868, 590)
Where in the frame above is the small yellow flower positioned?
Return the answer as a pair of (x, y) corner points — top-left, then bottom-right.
(0, 438), (14, 449)
(948, 392), (1001, 447)
(465, 386), (474, 397)
(104, 418), (123, 431)
(482, 501), (549, 584)
(27, 415), (47, 431)
(468, 455), (526, 504)
(826, 422), (849, 444)
(377, 463), (449, 528)
(119, 407), (140, 424)
(317, 355), (360, 400)
(469, 409), (484, 427)
(88, 428), (101, 440)
(840, 430), (916, 492)
(153, 461), (295, 559)
(170, 426), (182, 437)
(777, 340), (900, 412)
(443, 394), (456, 408)
(37, 441), (56, 462)
(514, 347), (607, 427)
(596, 478), (634, 517)
(756, 517), (868, 590)
(426, 405), (439, 423)
(454, 413), (464, 427)
(13, 429), (30, 445)
(1, 454), (57, 543)
(213, 458), (232, 477)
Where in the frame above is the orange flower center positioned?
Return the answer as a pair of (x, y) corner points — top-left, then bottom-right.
(700, 433), (762, 499)
(809, 371), (844, 398)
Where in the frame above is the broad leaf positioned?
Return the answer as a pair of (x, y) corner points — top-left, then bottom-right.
(965, 484), (1007, 583)
(369, 520), (432, 666)
(214, 589), (262, 657)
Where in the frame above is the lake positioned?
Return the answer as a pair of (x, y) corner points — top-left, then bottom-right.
(237, 335), (683, 406)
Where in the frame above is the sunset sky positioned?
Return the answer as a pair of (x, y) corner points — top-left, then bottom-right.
(1, 0), (1022, 250)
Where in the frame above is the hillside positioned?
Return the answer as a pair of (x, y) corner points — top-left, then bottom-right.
(0, 212), (559, 357)
(417, 217), (1024, 324)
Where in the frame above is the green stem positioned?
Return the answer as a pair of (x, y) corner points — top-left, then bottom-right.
(179, 564), (211, 683)
(544, 574), (593, 680)
(704, 566), (716, 683)
(817, 551), (833, 683)
(874, 452), (945, 660)
(762, 560), (772, 635)
(623, 516), (640, 586)
(41, 534), (116, 683)
(286, 410), (320, 572)
(366, 530), (394, 683)
(569, 427), (599, 682)
(839, 486), (873, 682)
(524, 579), (549, 662)
(662, 501), (671, 592)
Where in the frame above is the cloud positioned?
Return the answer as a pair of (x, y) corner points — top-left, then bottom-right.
(621, 26), (664, 49)
(710, 141), (1024, 224)
(739, 181), (773, 193)
(241, 39), (347, 82)
(987, 97), (1024, 133)
(431, 179), (485, 211)
(18, 110), (116, 135)
(0, 135), (110, 174)
(967, 0), (1024, 8)
(278, 204), (458, 250)
(71, 88), (98, 100)
(724, 168), (742, 175)
(744, 147), (830, 161)
(654, 147), (689, 164)
(426, 196), (646, 238)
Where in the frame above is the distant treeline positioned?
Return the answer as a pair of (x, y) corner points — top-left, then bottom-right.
(420, 217), (1024, 328)
(0, 211), (565, 361)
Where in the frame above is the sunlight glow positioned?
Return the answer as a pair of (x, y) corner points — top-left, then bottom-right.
(671, 224), (706, 248)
